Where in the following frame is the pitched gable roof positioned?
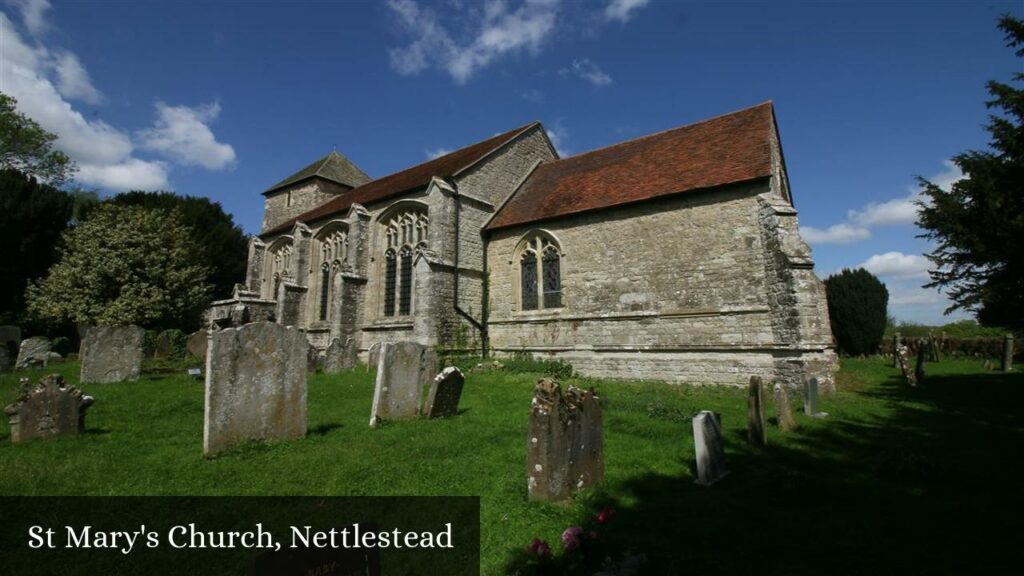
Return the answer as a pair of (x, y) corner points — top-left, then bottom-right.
(487, 102), (777, 231)
(263, 150), (372, 195)
(262, 122), (539, 236)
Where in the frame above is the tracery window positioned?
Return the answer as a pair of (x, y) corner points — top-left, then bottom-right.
(319, 263), (330, 321)
(381, 207), (428, 317)
(265, 239), (293, 299)
(314, 225), (348, 323)
(518, 234), (562, 311)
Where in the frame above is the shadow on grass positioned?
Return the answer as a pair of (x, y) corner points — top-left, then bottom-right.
(504, 368), (1024, 575)
(309, 423), (343, 436)
(82, 428), (111, 436)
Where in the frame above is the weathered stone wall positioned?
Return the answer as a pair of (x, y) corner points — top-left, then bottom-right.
(261, 180), (351, 233)
(487, 180), (834, 387)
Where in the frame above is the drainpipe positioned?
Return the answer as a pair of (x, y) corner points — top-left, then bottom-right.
(447, 178), (488, 358)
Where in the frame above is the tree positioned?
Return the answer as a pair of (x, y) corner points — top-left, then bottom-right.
(0, 169), (74, 324)
(0, 93), (75, 186)
(825, 268), (889, 356)
(26, 204), (213, 329)
(105, 191), (249, 300)
(916, 16), (1024, 330)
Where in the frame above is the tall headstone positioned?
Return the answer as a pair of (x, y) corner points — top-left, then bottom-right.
(804, 377), (828, 418)
(773, 383), (796, 432)
(15, 337), (51, 370)
(323, 337), (357, 374)
(425, 367), (465, 418)
(692, 410), (728, 486)
(747, 376), (766, 447)
(369, 342), (430, 427)
(4, 374), (93, 443)
(79, 325), (144, 384)
(527, 379), (604, 502)
(914, 339), (928, 385)
(203, 322), (308, 457)
(1003, 334), (1014, 372)
(895, 345), (917, 387)
(186, 330), (208, 360)
(892, 332), (901, 368)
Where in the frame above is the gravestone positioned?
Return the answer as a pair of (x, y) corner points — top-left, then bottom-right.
(369, 342), (430, 427)
(153, 332), (172, 360)
(4, 374), (94, 443)
(895, 344), (917, 387)
(773, 383), (796, 432)
(1003, 334), (1014, 372)
(15, 337), (51, 370)
(425, 367), (465, 418)
(203, 322), (308, 457)
(526, 379), (604, 502)
(747, 376), (767, 447)
(692, 410), (728, 486)
(307, 346), (322, 373)
(914, 339), (928, 385)
(186, 330), (208, 360)
(804, 377), (828, 418)
(367, 343), (382, 371)
(80, 325), (144, 384)
(323, 337), (357, 374)
(892, 332), (901, 368)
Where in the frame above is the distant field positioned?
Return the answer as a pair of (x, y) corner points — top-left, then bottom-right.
(1, 357), (1020, 575)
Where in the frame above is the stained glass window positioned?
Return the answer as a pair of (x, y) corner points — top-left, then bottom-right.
(542, 247), (561, 309)
(399, 246), (413, 315)
(384, 249), (397, 316)
(521, 251), (538, 310)
(319, 264), (330, 321)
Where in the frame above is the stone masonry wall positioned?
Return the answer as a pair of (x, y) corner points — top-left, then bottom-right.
(261, 180), (351, 233)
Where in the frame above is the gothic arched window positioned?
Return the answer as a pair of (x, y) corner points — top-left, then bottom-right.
(518, 234), (562, 311)
(319, 263), (330, 321)
(264, 238), (293, 299)
(314, 224), (348, 323)
(381, 206), (428, 317)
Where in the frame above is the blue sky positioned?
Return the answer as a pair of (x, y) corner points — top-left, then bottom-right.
(2, 0), (1021, 324)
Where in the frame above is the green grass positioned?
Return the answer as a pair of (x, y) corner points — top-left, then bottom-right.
(2, 358), (1021, 574)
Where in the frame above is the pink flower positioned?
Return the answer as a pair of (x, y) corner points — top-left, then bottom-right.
(561, 526), (584, 551)
(527, 537), (552, 558)
(596, 506), (616, 524)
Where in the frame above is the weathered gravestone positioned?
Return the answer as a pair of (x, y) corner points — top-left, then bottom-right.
(747, 376), (767, 447)
(203, 322), (308, 457)
(369, 342), (432, 427)
(366, 343), (382, 371)
(186, 330), (208, 360)
(1003, 334), (1014, 372)
(425, 367), (465, 418)
(80, 325), (144, 384)
(892, 332), (901, 368)
(692, 410), (728, 486)
(323, 337), (358, 374)
(15, 337), (51, 370)
(526, 379), (604, 502)
(4, 374), (94, 443)
(895, 345), (917, 387)
(153, 332), (173, 360)
(914, 339), (928, 385)
(773, 383), (796, 432)
(804, 376), (828, 418)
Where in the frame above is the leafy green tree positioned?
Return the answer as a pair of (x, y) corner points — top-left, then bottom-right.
(825, 268), (889, 356)
(0, 169), (74, 324)
(106, 191), (248, 300)
(26, 204), (213, 329)
(0, 93), (75, 186)
(916, 16), (1024, 330)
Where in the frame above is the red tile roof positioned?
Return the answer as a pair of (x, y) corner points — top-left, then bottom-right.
(263, 122), (539, 236)
(487, 102), (776, 231)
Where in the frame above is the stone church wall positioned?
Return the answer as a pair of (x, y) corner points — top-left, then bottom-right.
(262, 179), (351, 233)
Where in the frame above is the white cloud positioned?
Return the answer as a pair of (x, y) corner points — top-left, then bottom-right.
(888, 285), (943, 306)
(521, 88), (544, 102)
(5, 0), (50, 37)
(800, 223), (871, 245)
(137, 102), (236, 170)
(847, 195), (920, 227)
(604, 0), (649, 23)
(425, 147), (451, 159)
(546, 121), (569, 157)
(562, 58), (612, 86)
(53, 51), (103, 104)
(388, 0), (560, 83)
(857, 251), (930, 279)
(77, 159), (170, 191)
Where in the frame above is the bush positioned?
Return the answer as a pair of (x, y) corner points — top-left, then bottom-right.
(50, 336), (72, 356)
(825, 268), (889, 356)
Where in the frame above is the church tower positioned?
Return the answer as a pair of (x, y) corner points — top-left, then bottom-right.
(260, 151), (371, 233)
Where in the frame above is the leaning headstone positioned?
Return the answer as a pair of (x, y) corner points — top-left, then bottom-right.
(369, 342), (429, 426)
(186, 330), (208, 360)
(4, 374), (94, 443)
(80, 325), (144, 384)
(527, 379), (604, 502)
(747, 376), (767, 447)
(804, 377), (828, 418)
(773, 383), (796, 432)
(425, 367), (465, 418)
(366, 343), (382, 371)
(692, 410), (728, 486)
(15, 337), (51, 370)
(895, 345), (917, 387)
(892, 332), (901, 368)
(323, 337), (357, 374)
(914, 339), (928, 385)
(1003, 334), (1014, 372)
(203, 322), (308, 457)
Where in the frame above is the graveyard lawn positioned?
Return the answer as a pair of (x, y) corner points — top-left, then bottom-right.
(1, 359), (1021, 575)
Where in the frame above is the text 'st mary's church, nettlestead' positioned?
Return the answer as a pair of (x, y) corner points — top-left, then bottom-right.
(208, 102), (837, 388)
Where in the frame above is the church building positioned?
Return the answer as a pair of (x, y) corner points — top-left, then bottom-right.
(208, 102), (837, 387)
